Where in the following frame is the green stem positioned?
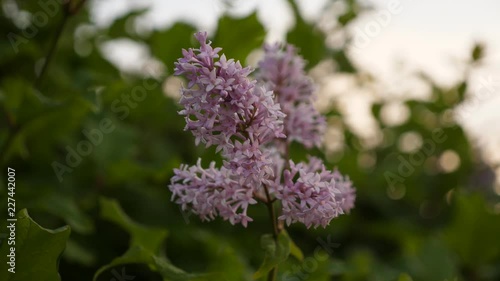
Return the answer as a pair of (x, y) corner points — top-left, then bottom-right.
(33, 4), (70, 89)
(263, 185), (279, 281)
(3, 1), (85, 161)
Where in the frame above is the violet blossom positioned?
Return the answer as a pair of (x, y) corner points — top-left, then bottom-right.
(274, 157), (356, 228)
(257, 44), (326, 149)
(170, 159), (256, 227)
(169, 32), (355, 229)
(174, 32), (285, 152)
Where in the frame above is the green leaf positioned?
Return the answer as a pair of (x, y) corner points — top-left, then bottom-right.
(0, 77), (93, 163)
(0, 209), (70, 281)
(253, 232), (291, 279)
(332, 49), (356, 73)
(191, 230), (249, 280)
(99, 197), (167, 252)
(106, 9), (149, 39)
(397, 273), (414, 281)
(63, 239), (96, 266)
(149, 23), (197, 69)
(471, 43), (485, 62)
(286, 0), (327, 69)
(94, 197), (208, 281)
(214, 12), (265, 63)
(283, 230), (303, 261)
(152, 255), (214, 281)
(337, 0), (360, 26)
(94, 246), (206, 281)
(402, 238), (456, 281)
(39, 192), (94, 235)
(444, 193), (500, 266)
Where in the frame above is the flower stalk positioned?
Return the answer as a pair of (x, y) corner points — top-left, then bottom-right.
(264, 184), (279, 281)
(169, 31), (357, 278)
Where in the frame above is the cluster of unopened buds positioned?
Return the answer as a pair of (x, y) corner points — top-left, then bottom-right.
(169, 32), (355, 229)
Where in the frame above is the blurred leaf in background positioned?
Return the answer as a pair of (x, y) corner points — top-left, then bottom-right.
(0, 0), (499, 280)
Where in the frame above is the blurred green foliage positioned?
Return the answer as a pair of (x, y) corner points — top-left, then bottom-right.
(0, 0), (499, 281)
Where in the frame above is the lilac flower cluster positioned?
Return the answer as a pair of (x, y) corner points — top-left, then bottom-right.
(257, 44), (326, 149)
(169, 32), (355, 229)
(170, 159), (256, 226)
(174, 32), (285, 185)
(274, 157), (356, 228)
(174, 33), (285, 150)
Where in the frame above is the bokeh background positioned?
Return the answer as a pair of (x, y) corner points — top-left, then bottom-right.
(1, 0), (500, 280)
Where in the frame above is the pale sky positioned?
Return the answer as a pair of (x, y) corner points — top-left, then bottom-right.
(90, 0), (500, 165)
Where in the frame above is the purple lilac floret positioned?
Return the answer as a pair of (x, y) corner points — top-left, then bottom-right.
(273, 157), (355, 228)
(169, 32), (355, 228)
(170, 159), (256, 227)
(257, 44), (326, 148)
(174, 32), (285, 151)
(173, 32), (285, 185)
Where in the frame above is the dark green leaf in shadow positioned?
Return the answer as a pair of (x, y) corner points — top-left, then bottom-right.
(94, 197), (210, 281)
(253, 232), (291, 279)
(283, 230), (304, 262)
(444, 193), (500, 266)
(39, 192), (94, 234)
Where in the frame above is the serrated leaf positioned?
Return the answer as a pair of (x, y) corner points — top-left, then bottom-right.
(0, 209), (70, 281)
(253, 232), (291, 279)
